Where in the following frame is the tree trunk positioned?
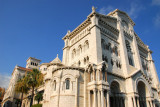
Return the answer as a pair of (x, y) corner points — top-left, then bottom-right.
(20, 93), (24, 107)
(30, 87), (34, 107)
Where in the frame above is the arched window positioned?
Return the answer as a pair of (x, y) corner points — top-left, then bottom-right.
(128, 56), (134, 66)
(78, 45), (82, 55)
(84, 40), (89, 52)
(101, 39), (105, 49)
(78, 61), (81, 66)
(84, 58), (86, 65)
(72, 49), (76, 59)
(107, 43), (111, 51)
(65, 78), (70, 90)
(87, 56), (89, 63)
(115, 46), (118, 56)
(53, 80), (56, 91)
(90, 71), (93, 81)
(125, 40), (131, 52)
(102, 71), (106, 81)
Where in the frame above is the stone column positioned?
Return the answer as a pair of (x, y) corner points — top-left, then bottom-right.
(149, 100), (153, 107)
(146, 99), (150, 107)
(101, 90), (104, 107)
(98, 91), (101, 107)
(94, 89), (97, 107)
(94, 70), (96, 81)
(75, 76), (79, 107)
(89, 91), (91, 107)
(137, 97), (140, 107)
(89, 72), (91, 82)
(133, 96), (136, 107)
(100, 70), (102, 80)
(57, 75), (61, 107)
(107, 91), (110, 107)
(152, 101), (155, 107)
(84, 72), (87, 107)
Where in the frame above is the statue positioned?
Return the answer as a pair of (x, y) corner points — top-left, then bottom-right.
(92, 6), (96, 12)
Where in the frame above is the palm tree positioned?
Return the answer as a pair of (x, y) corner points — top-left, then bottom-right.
(26, 69), (44, 107)
(15, 77), (30, 107)
(35, 92), (43, 104)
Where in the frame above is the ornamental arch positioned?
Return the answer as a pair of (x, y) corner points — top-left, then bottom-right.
(136, 78), (152, 107)
(109, 79), (126, 107)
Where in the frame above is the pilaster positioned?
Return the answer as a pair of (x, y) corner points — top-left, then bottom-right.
(101, 89), (104, 107)
(116, 17), (129, 76)
(131, 30), (143, 70)
(89, 14), (103, 65)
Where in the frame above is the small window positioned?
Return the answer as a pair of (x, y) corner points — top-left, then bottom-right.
(84, 58), (86, 65)
(102, 71), (106, 81)
(53, 80), (56, 91)
(90, 72), (93, 81)
(65, 79), (70, 90)
(87, 56), (89, 63)
(78, 61), (81, 66)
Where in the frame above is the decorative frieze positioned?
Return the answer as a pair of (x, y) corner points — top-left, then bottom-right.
(71, 26), (91, 46)
(99, 19), (119, 36)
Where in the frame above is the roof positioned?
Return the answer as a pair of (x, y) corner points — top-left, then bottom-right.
(26, 57), (41, 62)
(12, 65), (32, 75)
(107, 9), (135, 26)
(17, 66), (32, 72)
(50, 54), (62, 64)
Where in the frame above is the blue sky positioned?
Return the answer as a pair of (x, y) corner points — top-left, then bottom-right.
(0, 0), (160, 88)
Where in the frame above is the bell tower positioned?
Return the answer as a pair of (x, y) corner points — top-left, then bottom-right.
(26, 57), (41, 69)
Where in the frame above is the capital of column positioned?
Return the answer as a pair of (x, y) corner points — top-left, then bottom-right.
(75, 74), (80, 79)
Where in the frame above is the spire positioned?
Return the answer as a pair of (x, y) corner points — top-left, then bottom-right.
(50, 54), (62, 64)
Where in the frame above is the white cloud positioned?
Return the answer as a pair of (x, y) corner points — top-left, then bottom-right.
(127, 3), (145, 19)
(154, 14), (160, 27)
(152, 0), (160, 6)
(0, 73), (11, 89)
(98, 6), (115, 15)
(98, 3), (144, 19)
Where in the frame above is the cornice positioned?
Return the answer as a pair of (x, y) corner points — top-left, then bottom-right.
(134, 32), (148, 50)
(52, 66), (85, 72)
(62, 19), (91, 40)
(62, 11), (118, 41)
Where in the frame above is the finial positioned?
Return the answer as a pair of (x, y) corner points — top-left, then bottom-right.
(92, 6), (96, 12)
(66, 30), (71, 35)
(57, 54), (58, 58)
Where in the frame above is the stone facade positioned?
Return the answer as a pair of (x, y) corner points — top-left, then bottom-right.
(2, 7), (160, 107)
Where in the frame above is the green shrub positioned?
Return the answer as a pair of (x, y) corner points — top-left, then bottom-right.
(31, 104), (42, 107)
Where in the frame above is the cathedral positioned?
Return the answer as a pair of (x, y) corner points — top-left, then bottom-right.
(2, 7), (160, 107)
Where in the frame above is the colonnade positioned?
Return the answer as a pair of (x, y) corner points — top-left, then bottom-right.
(88, 89), (109, 107)
(109, 95), (125, 107)
(131, 96), (155, 107)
